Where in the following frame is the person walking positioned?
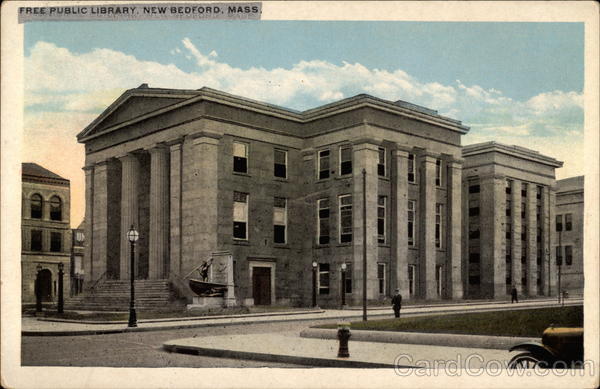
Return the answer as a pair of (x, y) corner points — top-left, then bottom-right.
(511, 285), (518, 303)
(392, 289), (402, 318)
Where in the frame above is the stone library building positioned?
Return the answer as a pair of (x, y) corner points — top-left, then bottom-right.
(75, 84), (570, 309)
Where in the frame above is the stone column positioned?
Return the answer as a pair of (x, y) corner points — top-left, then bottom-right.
(169, 142), (183, 278)
(447, 159), (463, 299)
(511, 180), (523, 294)
(148, 145), (170, 279)
(352, 141), (379, 302)
(480, 174), (506, 298)
(92, 161), (109, 282)
(547, 186), (558, 295)
(82, 165), (94, 288)
(392, 147), (409, 300)
(526, 184), (538, 296)
(419, 153), (437, 299)
(119, 154), (140, 280)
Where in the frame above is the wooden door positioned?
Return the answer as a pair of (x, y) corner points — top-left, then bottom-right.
(252, 267), (271, 305)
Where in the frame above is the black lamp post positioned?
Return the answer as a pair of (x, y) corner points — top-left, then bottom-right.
(312, 261), (318, 308)
(340, 263), (347, 308)
(57, 262), (64, 314)
(35, 264), (42, 314)
(127, 225), (139, 327)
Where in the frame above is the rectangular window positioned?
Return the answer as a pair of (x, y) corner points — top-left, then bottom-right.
(469, 253), (480, 263)
(50, 231), (62, 252)
(565, 214), (573, 231)
(317, 198), (330, 245)
(536, 205), (541, 221)
(556, 215), (563, 232)
(318, 263), (330, 295)
(377, 147), (386, 176)
(377, 263), (386, 294)
(468, 184), (480, 194)
(377, 196), (386, 244)
(506, 223), (512, 240)
(521, 184), (527, 198)
(408, 153), (415, 183)
(344, 263), (353, 294)
(339, 145), (353, 175)
(505, 180), (512, 194)
(556, 246), (563, 266)
(537, 186), (543, 199)
(31, 230), (42, 251)
(408, 265), (416, 296)
(318, 149), (330, 180)
(522, 202), (527, 219)
(435, 204), (443, 248)
(565, 246), (573, 265)
(469, 275), (480, 285)
(506, 200), (511, 217)
(408, 200), (415, 246)
(273, 197), (287, 244)
(233, 192), (248, 240)
(339, 195), (353, 243)
(233, 141), (248, 173)
(469, 207), (480, 217)
(274, 149), (287, 178)
(435, 159), (442, 186)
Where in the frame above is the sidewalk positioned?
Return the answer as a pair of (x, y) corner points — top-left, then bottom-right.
(163, 331), (512, 368)
(22, 298), (582, 336)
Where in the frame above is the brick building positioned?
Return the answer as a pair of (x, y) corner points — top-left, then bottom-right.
(21, 163), (71, 303)
(554, 175), (584, 294)
(76, 85), (469, 307)
(462, 143), (563, 299)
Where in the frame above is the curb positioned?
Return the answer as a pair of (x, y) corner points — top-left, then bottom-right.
(161, 342), (410, 368)
(300, 328), (537, 350)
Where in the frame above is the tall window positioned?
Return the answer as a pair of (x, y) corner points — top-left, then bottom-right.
(318, 263), (330, 295)
(505, 199), (511, 217)
(505, 180), (512, 194)
(556, 215), (563, 232)
(377, 196), (386, 244)
(408, 265), (416, 296)
(469, 184), (480, 194)
(233, 141), (248, 173)
(317, 198), (330, 245)
(565, 245), (573, 265)
(408, 153), (415, 183)
(521, 183), (528, 198)
(556, 246), (563, 266)
(31, 230), (42, 251)
(49, 196), (62, 221)
(522, 202), (527, 219)
(273, 197), (287, 244)
(233, 192), (248, 240)
(50, 231), (62, 252)
(377, 263), (386, 294)
(344, 263), (353, 293)
(274, 149), (287, 178)
(30, 194), (42, 219)
(339, 145), (352, 175)
(565, 214), (573, 231)
(435, 159), (442, 186)
(339, 195), (353, 243)
(377, 147), (386, 176)
(408, 200), (415, 246)
(435, 204), (443, 248)
(536, 186), (543, 199)
(318, 149), (330, 180)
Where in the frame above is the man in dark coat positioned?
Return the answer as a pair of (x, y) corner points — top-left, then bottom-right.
(392, 289), (402, 318)
(511, 285), (518, 303)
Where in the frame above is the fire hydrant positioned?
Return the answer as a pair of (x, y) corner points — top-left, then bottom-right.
(337, 322), (351, 358)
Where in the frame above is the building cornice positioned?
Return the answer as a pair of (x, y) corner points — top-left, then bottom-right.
(462, 141), (563, 168)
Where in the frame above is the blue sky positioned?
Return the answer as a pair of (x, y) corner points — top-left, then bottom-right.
(23, 21), (585, 225)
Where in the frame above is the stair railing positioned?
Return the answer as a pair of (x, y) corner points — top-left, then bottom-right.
(89, 271), (108, 292)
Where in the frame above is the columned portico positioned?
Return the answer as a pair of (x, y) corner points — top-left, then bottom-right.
(148, 145), (170, 279)
(119, 153), (140, 280)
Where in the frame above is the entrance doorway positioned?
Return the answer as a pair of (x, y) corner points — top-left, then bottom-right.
(252, 267), (271, 305)
(37, 269), (53, 302)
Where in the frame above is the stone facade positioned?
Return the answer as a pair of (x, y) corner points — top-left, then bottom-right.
(77, 85), (468, 307)
(554, 176), (584, 294)
(462, 143), (563, 299)
(21, 163), (71, 303)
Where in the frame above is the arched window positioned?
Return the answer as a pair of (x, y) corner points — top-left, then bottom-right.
(50, 196), (62, 221)
(31, 194), (42, 219)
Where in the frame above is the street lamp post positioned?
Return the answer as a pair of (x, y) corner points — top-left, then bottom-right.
(340, 263), (347, 308)
(57, 262), (64, 314)
(312, 261), (318, 308)
(127, 225), (139, 327)
(35, 264), (42, 314)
